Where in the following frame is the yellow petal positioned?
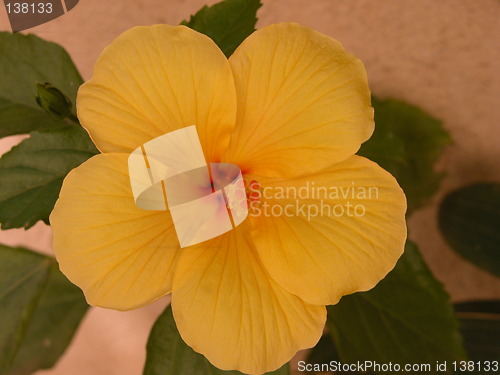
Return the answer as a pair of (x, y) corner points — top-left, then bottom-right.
(171, 224), (326, 374)
(223, 23), (374, 178)
(77, 25), (237, 162)
(248, 156), (407, 306)
(50, 153), (180, 311)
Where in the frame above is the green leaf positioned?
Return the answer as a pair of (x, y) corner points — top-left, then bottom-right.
(307, 334), (375, 374)
(306, 334), (340, 366)
(455, 301), (500, 363)
(144, 304), (289, 375)
(0, 126), (98, 229)
(0, 32), (83, 137)
(0, 245), (52, 374)
(0, 245), (88, 375)
(181, 0), (262, 57)
(359, 97), (451, 213)
(8, 262), (89, 375)
(438, 183), (500, 277)
(327, 241), (466, 374)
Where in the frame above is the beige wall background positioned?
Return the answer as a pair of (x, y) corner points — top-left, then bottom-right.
(0, 0), (499, 374)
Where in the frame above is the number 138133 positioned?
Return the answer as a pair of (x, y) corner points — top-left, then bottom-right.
(6, 2), (53, 14)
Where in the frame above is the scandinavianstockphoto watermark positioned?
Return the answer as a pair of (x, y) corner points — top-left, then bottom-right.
(128, 126), (382, 246)
(243, 180), (380, 220)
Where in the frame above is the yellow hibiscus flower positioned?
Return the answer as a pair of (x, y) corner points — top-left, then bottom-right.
(50, 23), (407, 374)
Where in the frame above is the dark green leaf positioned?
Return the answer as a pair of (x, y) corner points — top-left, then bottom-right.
(35, 82), (75, 121)
(0, 32), (83, 137)
(8, 262), (89, 375)
(439, 183), (500, 277)
(359, 97), (451, 213)
(327, 241), (466, 374)
(0, 245), (52, 374)
(144, 304), (289, 375)
(455, 301), (500, 363)
(0, 245), (88, 375)
(306, 334), (340, 366)
(181, 0), (262, 57)
(306, 334), (374, 374)
(0, 126), (98, 229)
